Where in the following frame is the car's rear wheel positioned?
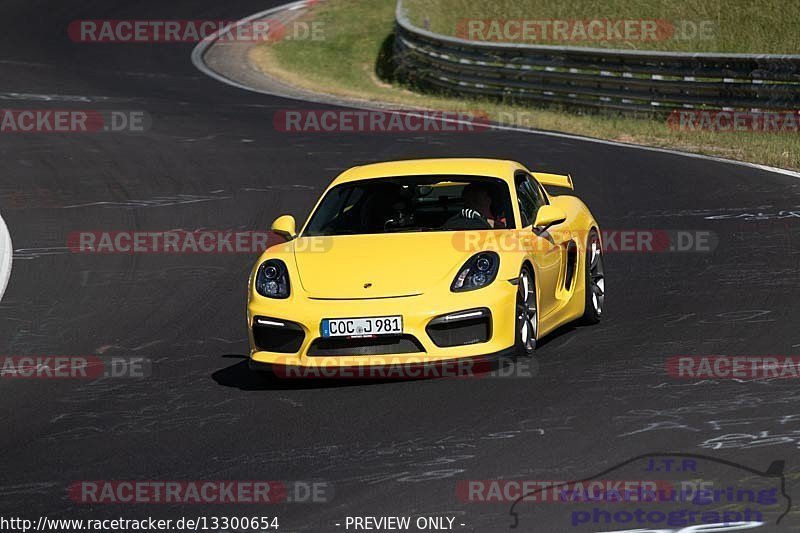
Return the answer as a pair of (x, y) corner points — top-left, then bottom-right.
(515, 266), (537, 356)
(582, 229), (604, 324)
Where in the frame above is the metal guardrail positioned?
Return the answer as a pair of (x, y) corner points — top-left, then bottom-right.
(392, 0), (800, 113)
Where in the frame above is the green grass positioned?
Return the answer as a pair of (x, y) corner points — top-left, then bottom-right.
(249, 0), (800, 171)
(403, 0), (800, 54)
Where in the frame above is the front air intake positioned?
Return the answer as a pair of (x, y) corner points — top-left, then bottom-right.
(426, 308), (491, 347)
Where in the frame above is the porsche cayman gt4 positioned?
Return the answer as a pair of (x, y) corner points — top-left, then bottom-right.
(247, 158), (604, 374)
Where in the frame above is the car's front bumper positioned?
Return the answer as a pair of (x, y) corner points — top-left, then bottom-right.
(247, 280), (518, 373)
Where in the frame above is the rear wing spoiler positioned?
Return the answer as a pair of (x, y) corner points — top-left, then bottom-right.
(533, 172), (574, 190)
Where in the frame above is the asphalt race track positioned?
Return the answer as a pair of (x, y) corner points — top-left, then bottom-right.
(1, 1), (800, 531)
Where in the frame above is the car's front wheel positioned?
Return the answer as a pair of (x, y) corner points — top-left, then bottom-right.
(515, 266), (537, 356)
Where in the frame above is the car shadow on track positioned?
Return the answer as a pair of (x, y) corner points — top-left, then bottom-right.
(534, 323), (579, 351)
(212, 355), (424, 390)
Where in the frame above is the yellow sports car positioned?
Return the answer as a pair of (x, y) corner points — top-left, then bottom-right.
(247, 158), (603, 376)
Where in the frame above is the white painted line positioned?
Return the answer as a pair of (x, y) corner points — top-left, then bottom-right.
(0, 212), (12, 302)
(191, 0), (800, 181)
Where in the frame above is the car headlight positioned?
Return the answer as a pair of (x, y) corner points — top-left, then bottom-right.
(451, 252), (499, 292)
(255, 259), (290, 299)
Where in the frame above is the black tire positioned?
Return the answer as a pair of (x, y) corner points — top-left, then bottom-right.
(582, 229), (604, 324)
(514, 265), (537, 356)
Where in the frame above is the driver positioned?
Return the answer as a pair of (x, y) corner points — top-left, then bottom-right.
(444, 182), (501, 229)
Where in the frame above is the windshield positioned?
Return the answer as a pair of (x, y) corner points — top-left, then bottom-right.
(303, 175), (515, 236)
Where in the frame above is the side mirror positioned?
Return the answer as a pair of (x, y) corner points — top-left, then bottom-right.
(533, 205), (566, 232)
(271, 215), (297, 240)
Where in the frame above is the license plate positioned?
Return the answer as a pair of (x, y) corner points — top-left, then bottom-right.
(321, 316), (403, 338)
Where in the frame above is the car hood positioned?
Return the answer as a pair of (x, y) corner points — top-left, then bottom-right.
(292, 232), (472, 299)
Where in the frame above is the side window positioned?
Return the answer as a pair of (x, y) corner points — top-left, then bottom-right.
(342, 187), (364, 213)
(515, 172), (545, 226)
(532, 179), (549, 208)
